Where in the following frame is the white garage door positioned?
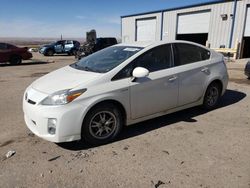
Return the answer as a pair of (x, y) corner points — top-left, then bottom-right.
(244, 7), (250, 36)
(177, 11), (211, 34)
(136, 18), (156, 41)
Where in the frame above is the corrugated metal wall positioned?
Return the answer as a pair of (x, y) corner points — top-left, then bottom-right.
(232, 0), (250, 46)
(122, 0), (250, 49)
(163, 1), (234, 48)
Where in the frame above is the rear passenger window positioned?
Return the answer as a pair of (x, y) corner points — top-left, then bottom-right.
(200, 48), (210, 60)
(174, 43), (210, 66)
(134, 44), (172, 72)
(66, 40), (73, 44)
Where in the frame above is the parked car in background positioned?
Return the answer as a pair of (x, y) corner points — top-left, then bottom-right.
(23, 41), (228, 145)
(245, 61), (250, 79)
(0, 43), (32, 65)
(28, 48), (38, 52)
(75, 37), (117, 59)
(39, 40), (80, 56)
(93, 38), (118, 52)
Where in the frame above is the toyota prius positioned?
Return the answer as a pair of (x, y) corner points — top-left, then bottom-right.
(23, 41), (228, 145)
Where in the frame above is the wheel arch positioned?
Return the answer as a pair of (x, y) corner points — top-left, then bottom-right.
(46, 47), (55, 53)
(9, 54), (22, 64)
(201, 78), (224, 106)
(80, 99), (127, 142)
(10, 54), (22, 60)
(82, 99), (127, 126)
(206, 79), (223, 96)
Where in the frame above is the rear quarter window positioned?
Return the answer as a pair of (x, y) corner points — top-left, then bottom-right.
(174, 43), (210, 66)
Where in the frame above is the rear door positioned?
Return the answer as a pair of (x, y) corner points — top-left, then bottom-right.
(173, 43), (211, 106)
(64, 40), (74, 52)
(129, 44), (179, 119)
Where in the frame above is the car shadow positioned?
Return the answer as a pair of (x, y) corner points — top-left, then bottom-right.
(57, 89), (246, 151)
(0, 61), (50, 67)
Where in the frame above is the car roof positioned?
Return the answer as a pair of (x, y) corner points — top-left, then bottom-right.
(116, 42), (153, 48)
(0, 42), (16, 47)
(116, 40), (208, 49)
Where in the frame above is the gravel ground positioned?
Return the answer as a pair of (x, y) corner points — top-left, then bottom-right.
(0, 53), (249, 188)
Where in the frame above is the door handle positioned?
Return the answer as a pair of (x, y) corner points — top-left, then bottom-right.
(201, 67), (210, 74)
(168, 76), (178, 82)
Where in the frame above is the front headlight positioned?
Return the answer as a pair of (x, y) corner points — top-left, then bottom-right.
(40, 88), (87, 106)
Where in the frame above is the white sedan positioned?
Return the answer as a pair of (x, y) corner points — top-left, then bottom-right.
(23, 41), (228, 145)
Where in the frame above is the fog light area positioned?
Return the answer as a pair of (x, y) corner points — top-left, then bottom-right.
(48, 118), (57, 135)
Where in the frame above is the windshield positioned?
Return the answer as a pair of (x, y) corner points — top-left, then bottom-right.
(72, 46), (143, 73)
(49, 42), (56, 46)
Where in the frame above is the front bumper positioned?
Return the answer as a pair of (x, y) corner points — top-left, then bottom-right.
(23, 87), (87, 143)
(39, 48), (46, 54)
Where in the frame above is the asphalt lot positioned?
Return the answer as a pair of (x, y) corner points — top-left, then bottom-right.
(0, 53), (250, 188)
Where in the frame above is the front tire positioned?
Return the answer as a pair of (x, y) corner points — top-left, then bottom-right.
(203, 82), (221, 110)
(82, 104), (123, 145)
(46, 49), (54, 56)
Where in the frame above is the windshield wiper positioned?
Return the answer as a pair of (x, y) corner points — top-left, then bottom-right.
(72, 63), (90, 71)
(82, 66), (93, 72)
(72, 63), (102, 73)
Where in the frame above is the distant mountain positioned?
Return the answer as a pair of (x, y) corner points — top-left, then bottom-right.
(0, 37), (86, 46)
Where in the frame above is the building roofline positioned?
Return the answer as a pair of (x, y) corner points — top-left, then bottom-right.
(121, 0), (236, 18)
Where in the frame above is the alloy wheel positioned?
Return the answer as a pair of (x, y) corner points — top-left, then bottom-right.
(89, 111), (117, 139)
(206, 86), (219, 106)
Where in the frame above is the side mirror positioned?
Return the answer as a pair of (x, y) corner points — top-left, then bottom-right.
(132, 67), (149, 78)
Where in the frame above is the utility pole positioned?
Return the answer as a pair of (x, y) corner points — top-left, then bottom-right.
(61, 34), (63, 40)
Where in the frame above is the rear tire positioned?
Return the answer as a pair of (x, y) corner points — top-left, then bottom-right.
(70, 49), (76, 56)
(10, 56), (22, 65)
(82, 104), (123, 145)
(203, 82), (221, 110)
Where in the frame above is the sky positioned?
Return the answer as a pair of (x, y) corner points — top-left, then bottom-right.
(0, 0), (219, 38)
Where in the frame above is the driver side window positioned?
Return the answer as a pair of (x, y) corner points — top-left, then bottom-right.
(135, 44), (172, 72)
(112, 44), (173, 81)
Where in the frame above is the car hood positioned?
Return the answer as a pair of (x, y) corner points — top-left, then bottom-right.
(31, 65), (102, 94)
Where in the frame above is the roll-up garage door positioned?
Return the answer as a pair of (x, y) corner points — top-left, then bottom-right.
(244, 7), (250, 36)
(177, 11), (210, 34)
(136, 18), (156, 41)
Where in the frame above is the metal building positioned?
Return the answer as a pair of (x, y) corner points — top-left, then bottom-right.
(121, 0), (250, 58)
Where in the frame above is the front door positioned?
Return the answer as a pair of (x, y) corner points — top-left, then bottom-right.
(130, 44), (179, 119)
(54, 41), (64, 53)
